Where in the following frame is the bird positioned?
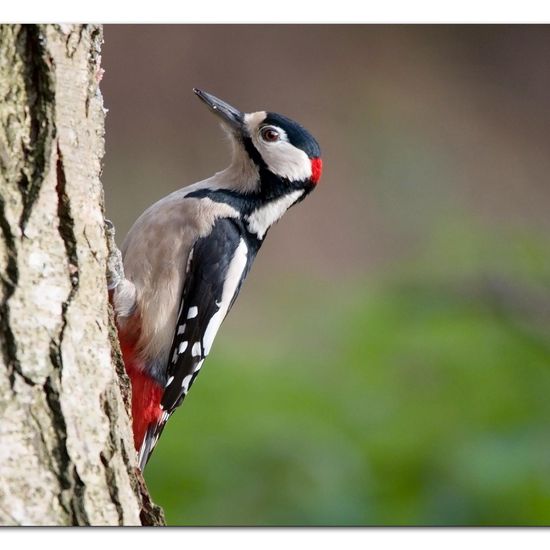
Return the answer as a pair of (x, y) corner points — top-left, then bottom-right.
(108, 89), (322, 470)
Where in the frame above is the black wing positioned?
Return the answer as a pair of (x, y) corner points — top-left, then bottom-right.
(138, 217), (253, 468)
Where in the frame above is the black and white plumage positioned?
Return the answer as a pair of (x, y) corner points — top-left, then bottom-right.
(111, 89), (322, 469)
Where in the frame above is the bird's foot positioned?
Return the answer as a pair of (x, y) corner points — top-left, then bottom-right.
(105, 219), (124, 290)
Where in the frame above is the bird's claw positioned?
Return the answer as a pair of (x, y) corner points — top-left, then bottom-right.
(105, 218), (124, 290)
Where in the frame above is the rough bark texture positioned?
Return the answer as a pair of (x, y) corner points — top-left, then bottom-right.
(0, 24), (164, 526)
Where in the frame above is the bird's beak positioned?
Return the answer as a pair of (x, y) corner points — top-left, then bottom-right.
(193, 88), (244, 132)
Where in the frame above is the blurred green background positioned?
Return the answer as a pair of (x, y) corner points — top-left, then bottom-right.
(102, 25), (550, 525)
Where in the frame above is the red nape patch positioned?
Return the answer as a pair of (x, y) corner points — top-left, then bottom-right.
(310, 157), (323, 184)
(119, 337), (163, 451)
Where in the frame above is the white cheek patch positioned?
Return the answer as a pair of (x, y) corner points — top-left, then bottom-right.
(260, 141), (312, 182)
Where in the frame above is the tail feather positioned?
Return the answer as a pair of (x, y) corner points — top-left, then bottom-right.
(138, 418), (169, 470)
(138, 426), (156, 470)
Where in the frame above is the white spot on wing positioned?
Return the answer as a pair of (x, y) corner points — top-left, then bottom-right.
(246, 190), (304, 239)
(166, 376), (174, 387)
(179, 341), (188, 354)
(191, 342), (202, 357)
(182, 374), (193, 392)
(203, 238), (249, 355)
(193, 359), (204, 373)
(177, 324), (186, 335)
(187, 306), (198, 319)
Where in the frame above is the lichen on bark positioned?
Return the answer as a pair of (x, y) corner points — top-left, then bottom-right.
(0, 24), (164, 526)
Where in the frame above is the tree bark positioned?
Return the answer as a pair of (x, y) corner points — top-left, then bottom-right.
(0, 24), (164, 526)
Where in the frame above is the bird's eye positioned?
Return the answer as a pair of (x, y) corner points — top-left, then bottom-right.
(260, 127), (280, 143)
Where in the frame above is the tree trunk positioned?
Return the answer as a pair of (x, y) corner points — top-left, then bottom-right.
(0, 24), (164, 526)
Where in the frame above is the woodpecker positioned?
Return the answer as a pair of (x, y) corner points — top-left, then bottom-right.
(108, 89), (322, 470)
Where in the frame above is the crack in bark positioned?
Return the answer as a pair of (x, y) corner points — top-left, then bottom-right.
(40, 142), (89, 524)
(85, 26), (102, 119)
(100, 390), (125, 525)
(29, 407), (58, 480)
(60, 24), (85, 59)
(16, 25), (55, 234)
(0, 194), (20, 389)
(43, 375), (89, 524)
(0, 25), (51, 390)
(0, 195), (35, 389)
(55, 145), (79, 290)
